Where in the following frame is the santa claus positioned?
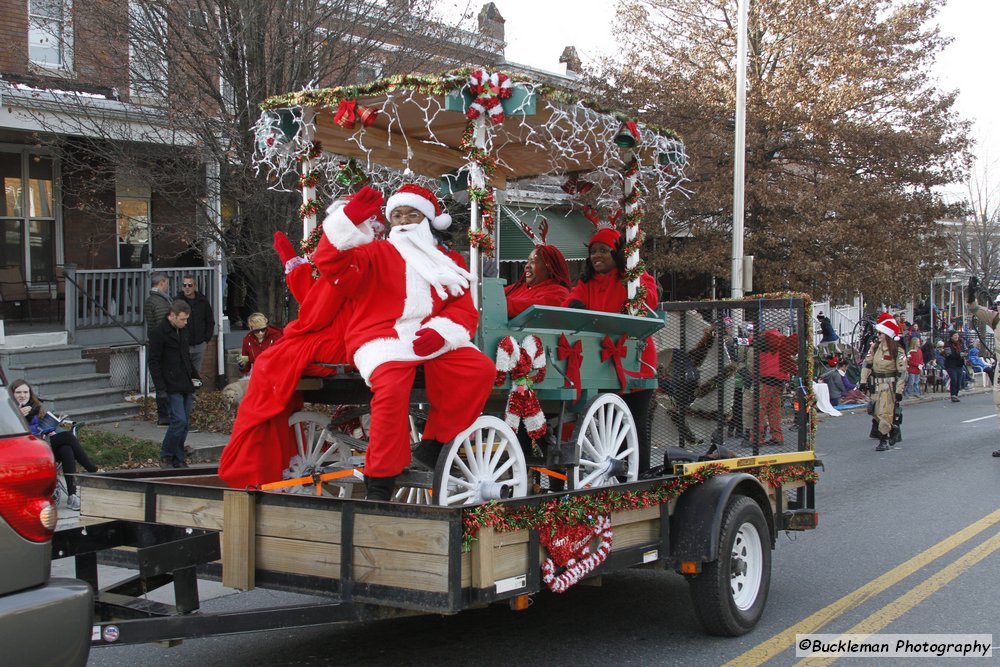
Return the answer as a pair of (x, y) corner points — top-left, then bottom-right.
(310, 184), (496, 500)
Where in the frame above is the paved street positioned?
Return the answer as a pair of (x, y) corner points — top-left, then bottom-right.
(73, 389), (1000, 666)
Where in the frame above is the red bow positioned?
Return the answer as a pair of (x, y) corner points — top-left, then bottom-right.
(600, 335), (643, 392)
(557, 334), (583, 402)
(334, 99), (378, 129)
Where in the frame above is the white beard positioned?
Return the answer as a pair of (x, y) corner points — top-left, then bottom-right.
(388, 219), (473, 299)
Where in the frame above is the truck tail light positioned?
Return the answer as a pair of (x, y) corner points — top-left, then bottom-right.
(0, 435), (57, 542)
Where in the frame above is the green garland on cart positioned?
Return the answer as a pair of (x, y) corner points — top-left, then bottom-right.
(460, 462), (819, 551)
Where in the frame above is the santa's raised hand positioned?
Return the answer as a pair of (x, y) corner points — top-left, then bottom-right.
(343, 186), (384, 226)
(273, 231), (297, 264)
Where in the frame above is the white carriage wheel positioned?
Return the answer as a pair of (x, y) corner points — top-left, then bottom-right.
(570, 393), (639, 489)
(432, 416), (528, 506)
(285, 411), (352, 497)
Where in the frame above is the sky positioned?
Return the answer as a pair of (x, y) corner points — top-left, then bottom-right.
(488, 0), (999, 197)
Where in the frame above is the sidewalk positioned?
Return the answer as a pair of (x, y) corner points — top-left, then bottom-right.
(816, 383), (993, 420)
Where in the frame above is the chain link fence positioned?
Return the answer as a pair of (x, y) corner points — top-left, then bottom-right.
(107, 344), (143, 393)
(649, 296), (813, 468)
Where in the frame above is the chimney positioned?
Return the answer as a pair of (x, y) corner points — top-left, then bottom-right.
(478, 2), (505, 42)
(560, 47), (582, 75)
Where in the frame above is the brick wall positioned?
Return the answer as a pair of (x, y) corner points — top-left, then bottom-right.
(0, 0), (28, 72)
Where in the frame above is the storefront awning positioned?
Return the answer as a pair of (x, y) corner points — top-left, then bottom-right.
(498, 206), (593, 262)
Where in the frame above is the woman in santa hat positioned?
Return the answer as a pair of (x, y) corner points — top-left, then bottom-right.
(562, 225), (659, 474)
(858, 312), (908, 451)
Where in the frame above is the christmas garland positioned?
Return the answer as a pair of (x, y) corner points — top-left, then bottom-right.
(261, 67), (682, 143)
(461, 462), (819, 551)
(621, 156), (648, 315)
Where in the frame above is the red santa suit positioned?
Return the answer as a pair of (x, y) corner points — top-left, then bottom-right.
(315, 195), (495, 479)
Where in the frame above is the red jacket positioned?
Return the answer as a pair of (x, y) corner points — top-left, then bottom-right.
(240, 325), (283, 375)
(561, 269), (658, 379)
(907, 349), (924, 375)
(313, 206), (479, 383)
(504, 278), (569, 318)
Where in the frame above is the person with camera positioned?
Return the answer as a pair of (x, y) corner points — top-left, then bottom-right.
(148, 300), (203, 468)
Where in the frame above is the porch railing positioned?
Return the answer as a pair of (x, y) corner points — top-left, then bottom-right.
(64, 265), (220, 335)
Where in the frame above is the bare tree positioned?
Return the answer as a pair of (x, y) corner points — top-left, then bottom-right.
(30, 0), (489, 320)
(951, 156), (1000, 293)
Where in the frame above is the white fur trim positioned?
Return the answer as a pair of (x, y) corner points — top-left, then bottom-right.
(323, 202), (374, 250)
(874, 322), (898, 338)
(422, 316), (472, 350)
(431, 213), (452, 231)
(385, 192), (436, 223)
(353, 336), (474, 384)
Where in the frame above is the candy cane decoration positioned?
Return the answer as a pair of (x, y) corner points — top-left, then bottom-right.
(494, 335), (547, 439)
(540, 515), (614, 593)
(466, 70), (513, 125)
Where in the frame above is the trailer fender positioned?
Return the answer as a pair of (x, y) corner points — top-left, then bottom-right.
(670, 473), (774, 566)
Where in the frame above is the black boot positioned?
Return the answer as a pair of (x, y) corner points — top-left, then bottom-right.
(869, 419), (881, 440)
(411, 439), (444, 471)
(875, 438), (890, 452)
(364, 475), (396, 501)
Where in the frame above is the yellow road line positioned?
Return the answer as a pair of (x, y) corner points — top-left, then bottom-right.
(797, 528), (1000, 666)
(723, 507), (1000, 667)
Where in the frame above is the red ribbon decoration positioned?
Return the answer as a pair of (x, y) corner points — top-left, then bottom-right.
(600, 335), (643, 392)
(557, 334), (583, 402)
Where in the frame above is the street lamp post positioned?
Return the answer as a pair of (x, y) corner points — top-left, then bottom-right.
(731, 0), (749, 298)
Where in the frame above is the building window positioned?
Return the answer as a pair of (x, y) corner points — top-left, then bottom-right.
(28, 0), (74, 70)
(129, 1), (167, 100)
(0, 150), (58, 283)
(116, 172), (151, 269)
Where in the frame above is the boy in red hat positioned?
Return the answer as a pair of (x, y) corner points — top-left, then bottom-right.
(308, 184), (496, 500)
(859, 312), (907, 451)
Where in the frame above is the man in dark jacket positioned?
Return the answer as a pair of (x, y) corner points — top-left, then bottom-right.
(148, 300), (202, 468)
(144, 271), (173, 426)
(176, 274), (215, 376)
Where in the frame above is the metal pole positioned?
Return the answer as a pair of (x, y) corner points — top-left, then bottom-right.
(730, 0), (749, 298)
(300, 107), (318, 239)
(469, 118), (487, 310)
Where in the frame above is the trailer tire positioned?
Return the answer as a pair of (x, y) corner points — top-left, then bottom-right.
(688, 495), (771, 636)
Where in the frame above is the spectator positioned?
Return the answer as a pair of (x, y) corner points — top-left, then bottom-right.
(943, 331), (965, 402)
(148, 300), (202, 468)
(904, 336), (924, 397)
(239, 312), (284, 376)
(176, 274), (215, 377)
(817, 312), (839, 356)
(10, 379), (97, 511)
(143, 271), (172, 426)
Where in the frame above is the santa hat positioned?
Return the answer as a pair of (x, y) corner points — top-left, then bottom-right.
(874, 312), (900, 339)
(384, 183), (452, 231)
(588, 227), (621, 249)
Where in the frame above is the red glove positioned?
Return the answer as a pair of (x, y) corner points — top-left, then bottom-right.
(343, 186), (384, 226)
(413, 328), (445, 356)
(273, 231), (297, 264)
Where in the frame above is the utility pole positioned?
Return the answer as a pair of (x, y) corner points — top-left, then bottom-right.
(731, 0), (749, 298)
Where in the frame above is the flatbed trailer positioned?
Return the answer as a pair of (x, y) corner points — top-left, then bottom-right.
(58, 66), (821, 647)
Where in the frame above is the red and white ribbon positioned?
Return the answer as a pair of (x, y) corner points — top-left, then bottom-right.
(495, 335), (547, 439)
(540, 515), (614, 593)
(466, 69), (513, 125)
